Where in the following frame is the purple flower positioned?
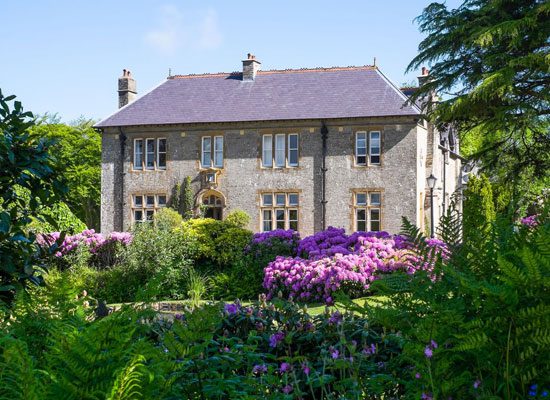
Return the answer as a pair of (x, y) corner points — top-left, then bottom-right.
(424, 346), (433, 358)
(253, 364), (267, 374)
(430, 340), (438, 349)
(422, 393), (433, 399)
(269, 332), (284, 348)
(331, 349), (339, 359)
(280, 362), (290, 373)
(474, 380), (481, 389)
(415, 372), (421, 379)
(283, 385), (293, 394)
(302, 362), (310, 375)
(224, 303), (240, 315)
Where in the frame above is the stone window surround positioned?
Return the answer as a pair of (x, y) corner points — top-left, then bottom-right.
(200, 135), (224, 169)
(132, 137), (167, 171)
(259, 190), (301, 232)
(349, 188), (384, 232)
(131, 192), (168, 224)
(260, 132), (300, 169)
(352, 128), (383, 168)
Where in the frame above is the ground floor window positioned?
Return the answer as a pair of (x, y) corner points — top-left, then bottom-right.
(353, 191), (381, 232)
(132, 193), (167, 223)
(261, 191), (299, 231)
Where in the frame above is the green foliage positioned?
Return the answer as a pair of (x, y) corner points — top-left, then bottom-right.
(87, 223), (197, 303)
(28, 200), (87, 234)
(1, 277), (407, 399)
(408, 0), (550, 180)
(153, 207), (183, 231)
(169, 181), (181, 212)
(185, 267), (210, 309)
(225, 209), (250, 228)
(213, 227), (253, 266)
(0, 90), (67, 305)
(30, 115), (101, 230)
(463, 173), (496, 248)
(181, 176), (194, 220)
(354, 204), (550, 398)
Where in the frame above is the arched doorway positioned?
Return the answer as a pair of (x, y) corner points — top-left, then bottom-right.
(201, 191), (224, 220)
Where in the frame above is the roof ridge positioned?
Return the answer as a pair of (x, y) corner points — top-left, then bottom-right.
(169, 65), (376, 80)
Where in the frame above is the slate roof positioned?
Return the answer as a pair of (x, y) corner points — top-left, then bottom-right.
(95, 66), (420, 128)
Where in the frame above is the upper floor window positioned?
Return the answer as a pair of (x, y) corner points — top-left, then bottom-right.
(353, 191), (381, 232)
(262, 133), (299, 168)
(133, 138), (167, 171)
(202, 136), (224, 168)
(355, 131), (381, 166)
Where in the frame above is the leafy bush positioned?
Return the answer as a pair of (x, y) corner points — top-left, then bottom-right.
(153, 207), (183, 230)
(225, 209), (250, 228)
(1, 280), (406, 399)
(352, 207), (550, 399)
(213, 227), (253, 266)
(0, 90), (67, 305)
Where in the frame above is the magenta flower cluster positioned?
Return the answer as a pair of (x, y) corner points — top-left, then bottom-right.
(263, 227), (450, 303)
(295, 226), (391, 259)
(521, 214), (541, 228)
(37, 229), (133, 257)
(263, 235), (414, 303)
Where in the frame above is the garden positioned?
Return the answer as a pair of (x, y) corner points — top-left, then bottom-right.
(3, 0), (550, 397)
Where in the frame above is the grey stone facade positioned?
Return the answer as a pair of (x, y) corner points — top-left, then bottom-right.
(99, 116), (457, 236)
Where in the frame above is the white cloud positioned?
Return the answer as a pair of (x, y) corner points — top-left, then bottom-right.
(197, 8), (222, 50)
(144, 5), (222, 55)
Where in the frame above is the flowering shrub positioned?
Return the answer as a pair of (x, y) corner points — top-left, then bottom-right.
(264, 235), (414, 303)
(37, 229), (133, 268)
(521, 214), (541, 227)
(263, 227), (450, 303)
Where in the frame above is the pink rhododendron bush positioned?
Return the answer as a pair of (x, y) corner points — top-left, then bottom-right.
(263, 227), (447, 303)
(37, 229), (132, 268)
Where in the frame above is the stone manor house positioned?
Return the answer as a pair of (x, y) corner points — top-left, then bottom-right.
(95, 55), (462, 236)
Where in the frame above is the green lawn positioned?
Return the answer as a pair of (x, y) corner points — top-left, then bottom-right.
(110, 296), (387, 317)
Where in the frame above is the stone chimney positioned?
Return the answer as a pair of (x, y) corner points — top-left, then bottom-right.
(417, 67), (438, 104)
(118, 69), (137, 108)
(242, 54), (261, 81)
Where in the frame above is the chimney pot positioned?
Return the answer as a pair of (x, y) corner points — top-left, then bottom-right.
(422, 67), (428, 76)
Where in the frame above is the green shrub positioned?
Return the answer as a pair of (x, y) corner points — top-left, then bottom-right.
(88, 223), (198, 303)
(153, 207), (183, 231)
(213, 227), (253, 266)
(224, 209), (250, 228)
(181, 176), (194, 220)
(1, 281), (406, 399)
(353, 206), (550, 399)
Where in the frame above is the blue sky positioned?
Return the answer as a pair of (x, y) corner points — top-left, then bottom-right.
(1, 1), (462, 123)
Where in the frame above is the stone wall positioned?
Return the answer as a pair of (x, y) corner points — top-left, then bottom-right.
(100, 116), (427, 236)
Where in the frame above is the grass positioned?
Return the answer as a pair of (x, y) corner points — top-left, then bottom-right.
(110, 296), (387, 317)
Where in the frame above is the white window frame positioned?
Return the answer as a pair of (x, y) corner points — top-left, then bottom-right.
(262, 135), (273, 167)
(275, 134), (286, 167)
(288, 209), (298, 231)
(262, 209), (272, 232)
(369, 131), (381, 165)
(288, 134), (299, 167)
(201, 136), (211, 168)
(157, 138), (167, 170)
(134, 139), (143, 170)
(213, 136), (224, 168)
(356, 132), (367, 166)
(145, 138), (155, 170)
